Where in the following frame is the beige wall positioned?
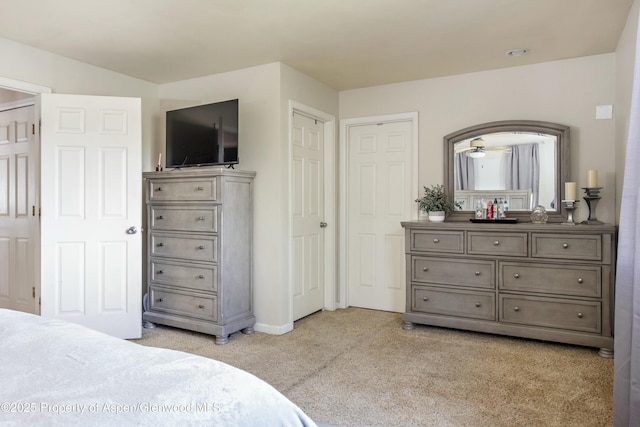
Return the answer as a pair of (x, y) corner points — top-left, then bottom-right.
(340, 54), (618, 224)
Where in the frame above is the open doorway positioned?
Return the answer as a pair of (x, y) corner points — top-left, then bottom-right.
(0, 85), (39, 313)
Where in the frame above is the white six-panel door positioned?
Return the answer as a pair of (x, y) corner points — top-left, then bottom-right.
(347, 120), (414, 312)
(0, 104), (38, 314)
(39, 93), (142, 339)
(292, 112), (325, 320)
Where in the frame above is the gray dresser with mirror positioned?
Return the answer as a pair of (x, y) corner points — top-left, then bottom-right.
(142, 168), (255, 344)
(404, 119), (616, 356)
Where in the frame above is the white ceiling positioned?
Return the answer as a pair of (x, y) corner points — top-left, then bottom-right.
(0, 0), (634, 91)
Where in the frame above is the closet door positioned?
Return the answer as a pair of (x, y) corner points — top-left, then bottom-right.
(0, 104), (38, 314)
(39, 94), (142, 339)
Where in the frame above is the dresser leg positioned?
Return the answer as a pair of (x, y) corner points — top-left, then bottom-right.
(241, 326), (255, 335)
(143, 321), (156, 329)
(402, 321), (415, 330)
(215, 335), (229, 345)
(598, 348), (614, 359)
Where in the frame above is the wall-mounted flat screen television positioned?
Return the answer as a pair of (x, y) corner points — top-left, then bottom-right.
(165, 99), (238, 168)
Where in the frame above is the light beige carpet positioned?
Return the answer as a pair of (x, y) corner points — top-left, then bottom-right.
(132, 308), (613, 427)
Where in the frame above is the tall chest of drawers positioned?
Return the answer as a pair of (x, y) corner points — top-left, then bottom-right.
(401, 221), (616, 357)
(142, 168), (255, 344)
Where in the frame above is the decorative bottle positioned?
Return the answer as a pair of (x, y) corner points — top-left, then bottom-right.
(475, 201), (484, 219)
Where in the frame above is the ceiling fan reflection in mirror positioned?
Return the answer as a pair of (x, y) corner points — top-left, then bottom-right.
(455, 137), (511, 158)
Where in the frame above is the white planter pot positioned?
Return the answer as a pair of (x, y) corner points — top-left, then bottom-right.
(428, 211), (446, 222)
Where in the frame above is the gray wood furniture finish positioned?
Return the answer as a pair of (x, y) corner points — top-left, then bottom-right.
(142, 168), (255, 344)
(401, 221), (616, 357)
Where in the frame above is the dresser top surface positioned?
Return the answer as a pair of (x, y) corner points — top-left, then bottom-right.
(143, 167), (256, 180)
(401, 220), (616, 234)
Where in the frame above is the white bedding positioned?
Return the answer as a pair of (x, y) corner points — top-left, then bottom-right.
(0, 309), (317, 426)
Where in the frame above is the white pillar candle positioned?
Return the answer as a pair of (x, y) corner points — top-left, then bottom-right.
(586, 169), (598, 188)
(565, 182), (577, 200)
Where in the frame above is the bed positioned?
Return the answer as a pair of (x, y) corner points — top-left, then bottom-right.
(0, 309), (317, 426)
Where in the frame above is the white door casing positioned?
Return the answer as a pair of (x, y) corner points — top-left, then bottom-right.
(39, 93), (142, 339)
(340, 114), (418, 312)
(292, 111), (325, 321)
(0, 104), (38, 314)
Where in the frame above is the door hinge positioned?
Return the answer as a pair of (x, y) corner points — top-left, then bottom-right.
(32, 123), (35, 135)
(32, 205), (35, 216)
(32, 287), (36, 298)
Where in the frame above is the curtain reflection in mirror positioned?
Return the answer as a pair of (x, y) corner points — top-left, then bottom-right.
(454, 153), (475, 190)
(506, 143), (540, 209)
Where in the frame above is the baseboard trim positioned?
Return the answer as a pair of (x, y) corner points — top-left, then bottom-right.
(254, 322), (293, 335)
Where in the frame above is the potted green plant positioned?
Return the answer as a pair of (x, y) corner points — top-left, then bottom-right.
(415, 184), (462, 222)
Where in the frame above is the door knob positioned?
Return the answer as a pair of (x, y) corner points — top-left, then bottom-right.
(320, 222), (328, 228)
(126, 226), (138, 234)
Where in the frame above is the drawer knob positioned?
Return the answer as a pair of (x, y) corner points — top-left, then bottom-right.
(433, 238), (439, 243)
(198, 275), (205, 279)
(197, 186), (204, 191)
(577, 278), (584, 284)
(197, 216), (205, 221)
(157, 215), (164, 220)
(493, 241), (500, 246)
(423, 296), (429, 302)
(475, 271), (481, 276)
(422, 267), (429, 272)
(156, 187), (162, 191)
(157, 298), (164, 302)
(157, 270), (163, 274)
(475, 302), (481, 308)
(198, 245), (205, 250)
(157, 242), (164, 247)
(577, 312), (583, 318)
(513, 306), (520, 312)
(198, 304), (205, 309)
(562, 243), (569, 249)
(513, 273), (520, 279)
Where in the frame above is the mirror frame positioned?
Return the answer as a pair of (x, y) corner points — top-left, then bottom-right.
(443, 120), (570, 223)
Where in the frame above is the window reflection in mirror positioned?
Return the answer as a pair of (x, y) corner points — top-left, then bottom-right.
(453, 132), (557, 212)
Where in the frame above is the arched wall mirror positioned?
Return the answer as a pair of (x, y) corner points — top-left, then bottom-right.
(443, 120), (570, 222)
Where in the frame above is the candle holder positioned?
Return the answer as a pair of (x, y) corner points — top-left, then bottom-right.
(581, 187), (604, 225)
(561, 200), (579, 225)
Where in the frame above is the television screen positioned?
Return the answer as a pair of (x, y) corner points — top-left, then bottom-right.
(165, 99), (238, 168)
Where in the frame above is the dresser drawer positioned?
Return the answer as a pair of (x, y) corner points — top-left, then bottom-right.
(500, 262), (601, 297)
(150, 206), (218, 233)
(149, 286), (217, 322)
(409, 230), (464, 254)
(411, 256), (494, 289)
(499, 295), (601, 333)
(150, 232), (217, 262)
(148, 178), (217, 201)
(150, 259), (217, 293)
(412, 286), (495, 320)
(532, 233), (602, 261)
(468, 232), (528, 257)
